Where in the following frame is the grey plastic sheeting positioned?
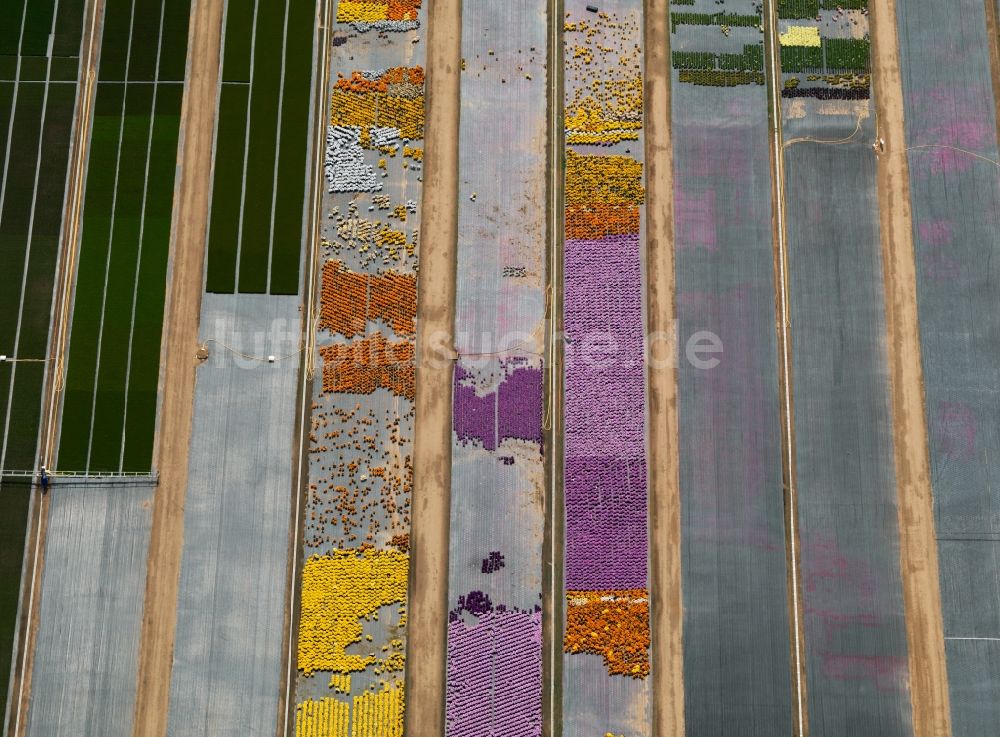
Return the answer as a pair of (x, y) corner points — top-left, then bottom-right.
(166, 294), (299, 737)
(670, 2), (796, 733)
(895, 0), (1000, 733)
(448, 0), (546, 619)
(783, 107), (912, 733)
(26, 480), (155, 737)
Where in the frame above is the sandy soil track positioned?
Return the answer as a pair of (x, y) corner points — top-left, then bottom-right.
(404, 0), (462, 734)
(131, 2), (223, 736)
(869, 1), (952, 735)
(643, 1), (685, 736)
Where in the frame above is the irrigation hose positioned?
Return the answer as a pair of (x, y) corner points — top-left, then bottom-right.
(200, 338), (306, 363)
(782, 111), (865, 149)
(904, 144), (1000, 170)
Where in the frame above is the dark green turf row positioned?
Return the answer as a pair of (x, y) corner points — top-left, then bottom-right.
(0, 56), (17, 78)
(0, 83), (45, 357)
(52, 0), (84, 57)
(98, 0), (134, 81)
(0, 0), (27, 56)
(0, 82), (13, 177)
(50, 55), (80, 81)
(18, 56), (49, 80)
(158, 0), (191, 82)
(221, 0), (254, 83)
(12, 82), (76, 368)
(269, 0), (313, 295)
(87, 84), (153, 471)
(236, 0), (284, 294)
(20, 0), (56, 57)
(122, 84), (180, 470)
(2, 84), (76, 474)
(0, 481), (30, 720)
(204, 82), (249, 293)
(58, 83), (124, 470)
(59, 0), (188, 470)
(0, 0), (83, 708)
(127, 0), (164, 82)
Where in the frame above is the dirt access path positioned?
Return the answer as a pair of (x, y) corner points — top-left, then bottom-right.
(869, 2), (952, 736)
(643, 1), (685, 736)
(403, 0), (461, 734)
(130, 1), (223, 736)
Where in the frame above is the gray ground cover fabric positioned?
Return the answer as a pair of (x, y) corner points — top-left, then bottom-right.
(166, 294), (299, 737)
(896, 0), (1000, 733)
(26, 480), (155, 737)
(670, 0), (796, 731)
(783, 109), (912, 735)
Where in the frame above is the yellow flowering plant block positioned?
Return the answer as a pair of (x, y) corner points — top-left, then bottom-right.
(297, 549), (409, 675)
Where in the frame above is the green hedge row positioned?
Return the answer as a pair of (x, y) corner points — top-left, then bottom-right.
(670, 12), (761, 33)
(672, 44), (764, 72)
(672, 51), (717, 70)
(720, 43), (763, 70)
(780, 44), (823, 72)
(678, 70), (765, 86)
(820, 0), (867, 8)
(778, 0), (819, 19)
(825, 37), (869, 72)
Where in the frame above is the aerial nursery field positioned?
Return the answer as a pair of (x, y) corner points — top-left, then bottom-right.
(896, 0), (1000, 733)
(779, 3), (914, 735)
(668, 0), (795, 733)
(562, 2), (650, 734)
(445, 1), (547, 734)
(58, 0), (190, 473)
(0, 0), (85, 706)
(293, 2), (424, 734)
(203, 0), (315, 295)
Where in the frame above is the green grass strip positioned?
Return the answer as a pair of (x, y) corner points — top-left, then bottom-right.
(0, 56), (17, 78)
(270, 0), (313, 295)
(88, 84), (154, 472)
(0, 84), (76, 464)
(0, 83), (45, 357)
(0, 82), (13, 176)
(18, 56), (48, 81)
(237, 0), (283, 294)
(778, 0), (819, 19)
(5, 362), (45, 468)
(204, 82), (248, 293)
(15, 82), (76, 364)
(670, 11), (760, 34)
(98, 0), (133, 81)
(221, 0), (254, 83)
(53, 0), (85, 57)
(0, 0), (27, 55)
(158, 0), (191, 82)
(122, 84), (180, 471)
(58, 82), (124, 471)
(21, 0), (56, 56)
(127, 0), (164, 82)
(0, 479), (31, 715)
(50, 55), (81, 81)
(0, 85), (77, 472)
